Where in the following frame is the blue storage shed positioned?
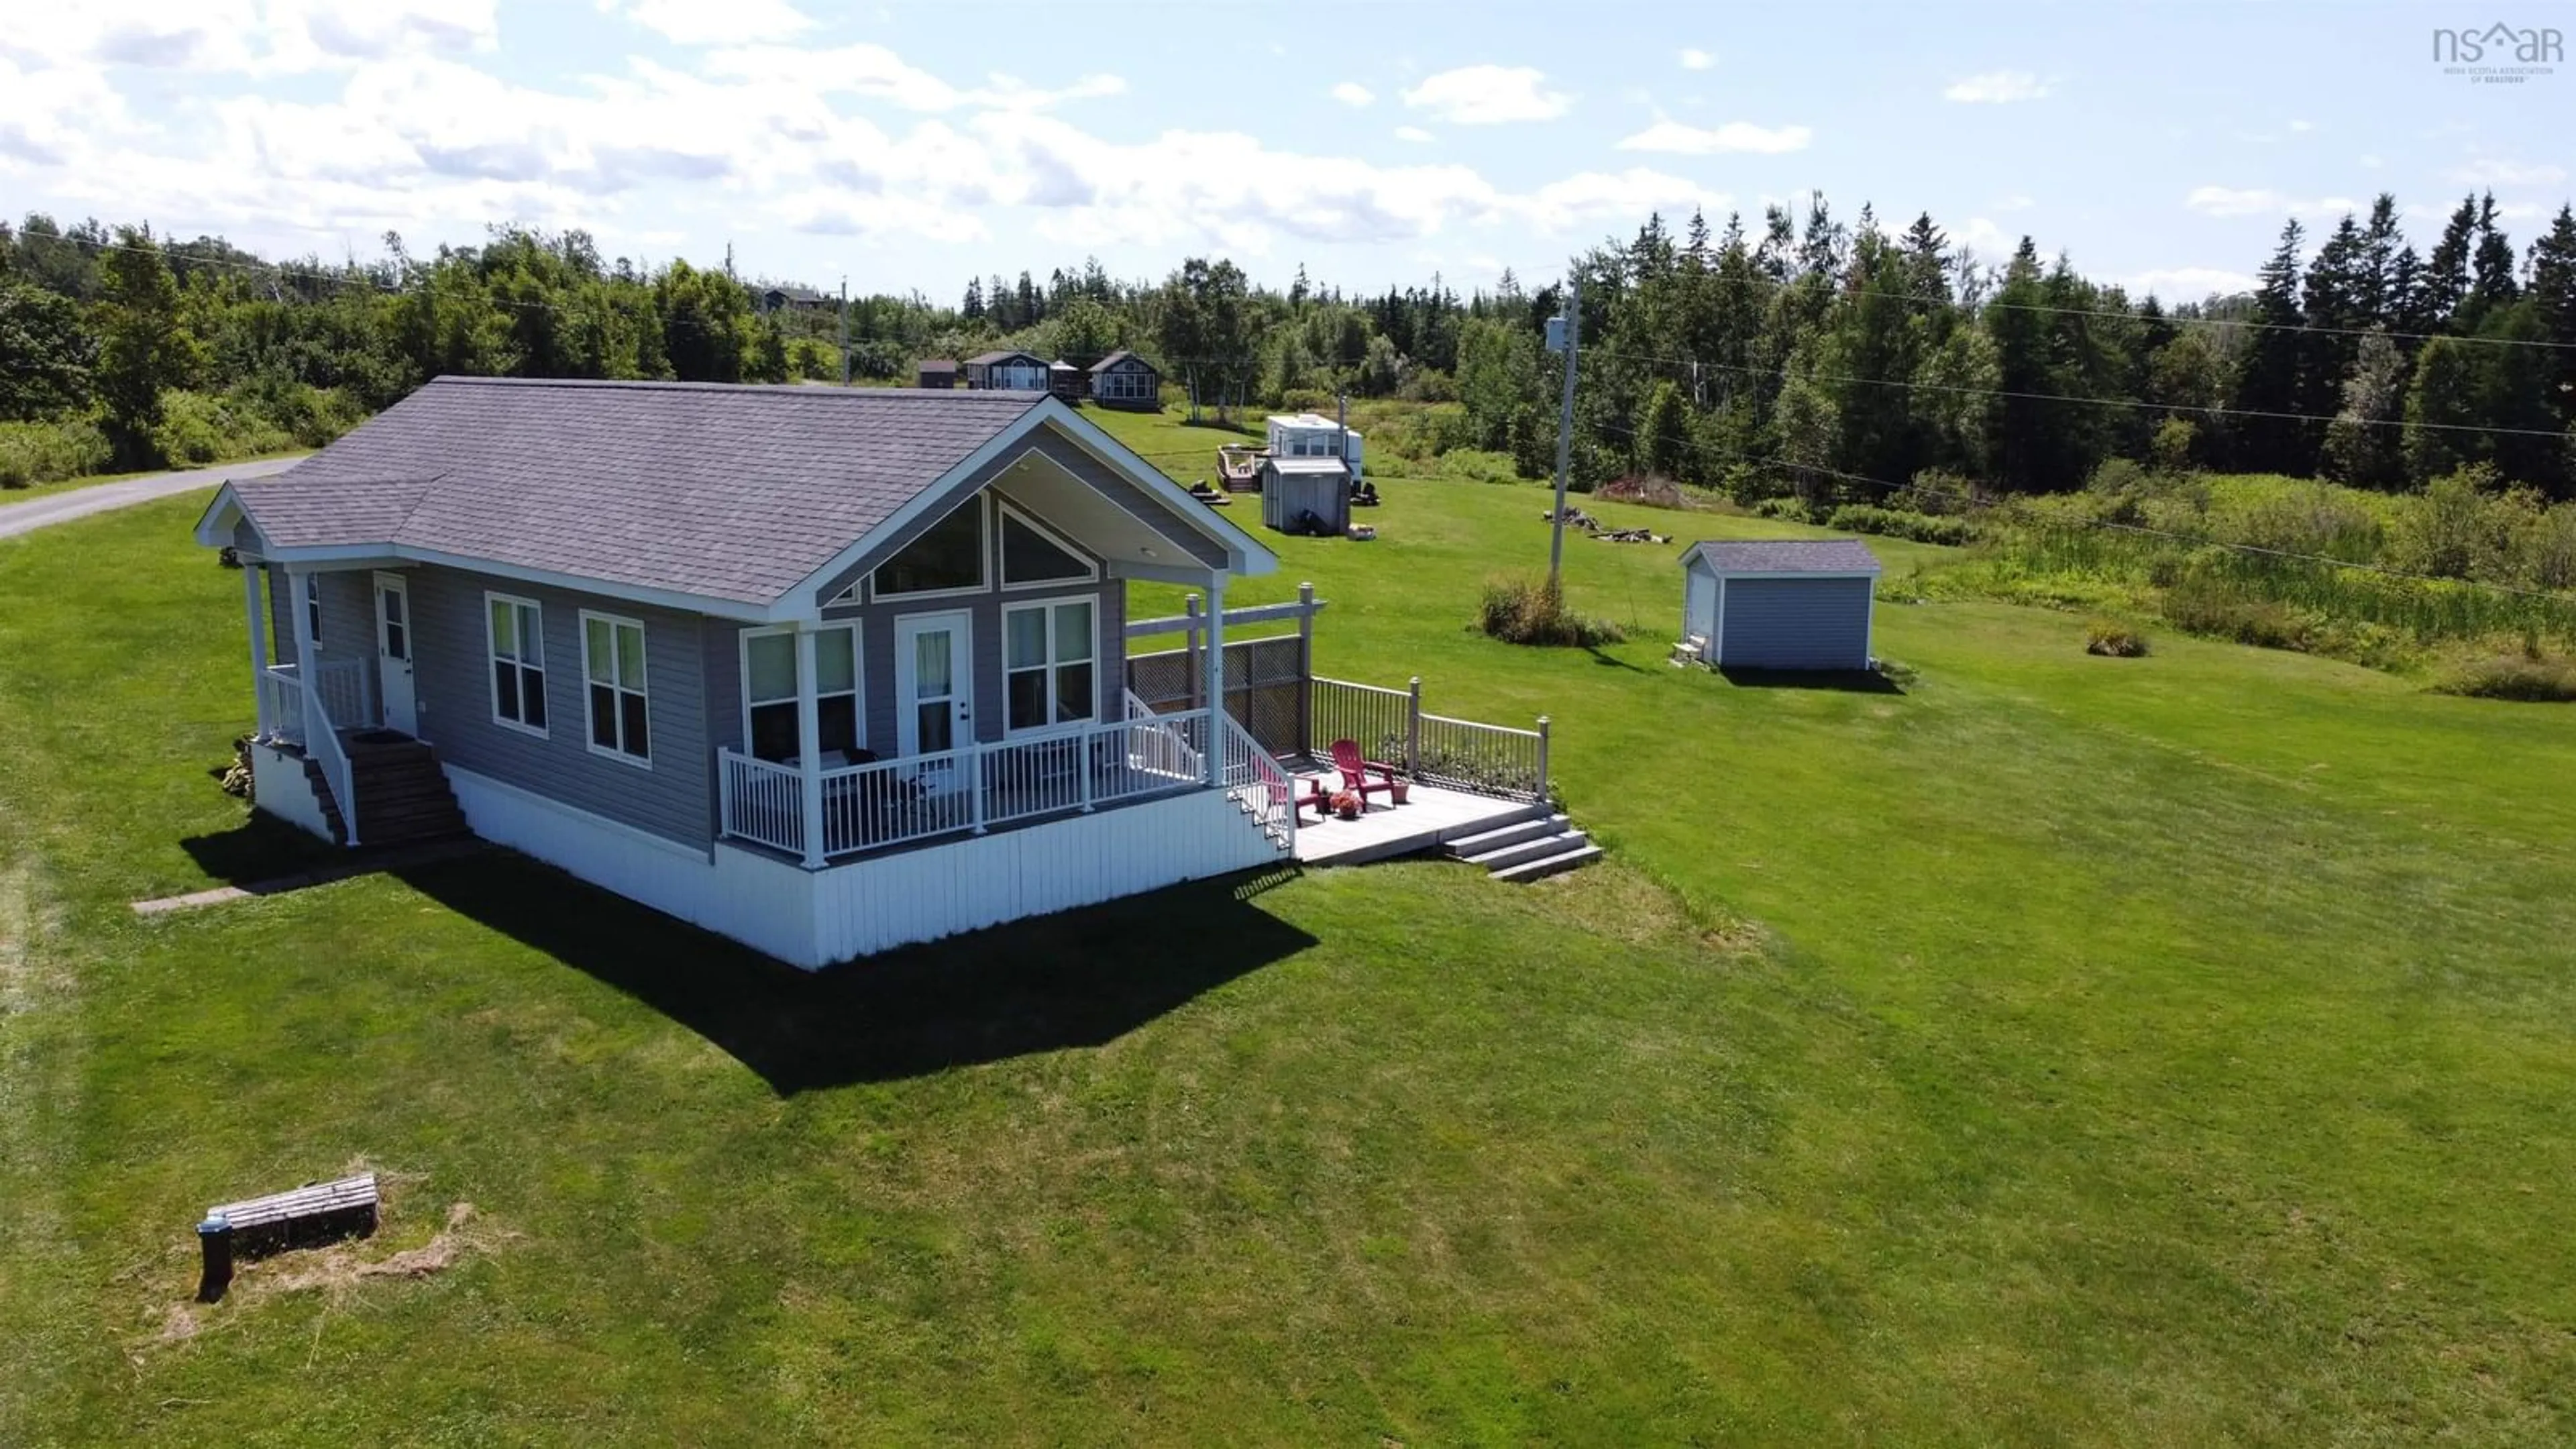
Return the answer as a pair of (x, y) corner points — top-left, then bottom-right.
(1679, 538), (1882, 670)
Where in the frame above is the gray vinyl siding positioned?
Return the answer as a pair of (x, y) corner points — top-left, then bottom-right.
(403, 563), (714, 847)
(826, 573), (1125, 751)
(1718, 577), (1874, 670)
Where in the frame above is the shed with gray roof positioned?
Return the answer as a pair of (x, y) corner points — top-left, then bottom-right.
(1678, 537), (1882, 671)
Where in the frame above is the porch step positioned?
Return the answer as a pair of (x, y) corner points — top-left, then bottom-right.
(1489, 843), (1605, 883)
(1444, 810), (1603, 883)
(344, 737), (471, 848)
(294, 756), (350, 845)
(1445, 813), (1568, 861)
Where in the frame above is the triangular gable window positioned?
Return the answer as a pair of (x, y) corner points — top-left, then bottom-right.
(873, 496), (987, 596)
(1001, 505), (1095, 585)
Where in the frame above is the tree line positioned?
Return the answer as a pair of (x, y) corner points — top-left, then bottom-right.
(5, 195), (2571, 501)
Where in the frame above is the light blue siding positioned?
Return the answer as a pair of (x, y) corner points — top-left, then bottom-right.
(1719, 576), (1874, 670)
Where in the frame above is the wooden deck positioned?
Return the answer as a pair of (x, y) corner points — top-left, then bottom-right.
(1287, 777), (1548, 867)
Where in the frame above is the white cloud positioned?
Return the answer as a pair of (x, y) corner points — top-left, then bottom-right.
(1399, 65), (1570, 124)
(1955, 217), (2014, 257)
(1943, 70), (2049, 103)
(1678, 48), (1713, 70)
(2126, 266), (2259, 301)
(605, 0), (812, 46)
(2288, 118), (2314, 133)
(1393, 125), (1435, 144)
(1330, 80), (1372, 107)
(1615, 119), (1810, 155)
(2451, 156), (2567, 186)
(0, 0), (495, 74)
(703, 43), (1124, 112)
(1511, 168), (1729, 231)
(2184, 185), (2359, 219)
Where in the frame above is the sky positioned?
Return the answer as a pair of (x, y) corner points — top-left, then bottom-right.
(1, 0), (2569, 304)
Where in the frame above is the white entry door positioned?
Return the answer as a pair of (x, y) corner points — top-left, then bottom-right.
(373, 572), (418, 735)
(894, 610), (973, 769)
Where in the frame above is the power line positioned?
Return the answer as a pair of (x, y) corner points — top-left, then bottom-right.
(1582, 344), (2573, 442)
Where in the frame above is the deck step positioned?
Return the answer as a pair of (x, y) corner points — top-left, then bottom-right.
(1463, 828), (1591, 872)
(1444, 813), (1567, 859)
(1488, 844), (1605, 883)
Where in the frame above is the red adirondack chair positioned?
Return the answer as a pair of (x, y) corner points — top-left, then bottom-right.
(1329, 738), (1403, 809)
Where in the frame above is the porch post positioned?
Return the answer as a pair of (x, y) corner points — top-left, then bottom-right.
(284, 564), (321, 748)
(244, 564), (270, 739)
(794, 626), (826, 868)
(1183, 592), (1203, 713)
(1202, 576), (1226, 786)
(1295, 581), (1315, 757)
(1405, 676), (1423, 775)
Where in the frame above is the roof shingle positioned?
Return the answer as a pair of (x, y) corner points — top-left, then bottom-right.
(231, 377), (1044, 605)
(1683, 538), (1882, 575)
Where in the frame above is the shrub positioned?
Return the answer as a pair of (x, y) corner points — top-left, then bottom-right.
(0, 416), (114, 487)
(2084, 619), (2151, 657)
(2159, 574), (2312, 651)
(1825, 504), (1976, 547)
(1477, 575), (1625, 647)
(2434, 653), (2576, 702)
(1435, 448), (1524, 484)
(1598, 474), (1688, 509)
(1752, 496), (1813, 524)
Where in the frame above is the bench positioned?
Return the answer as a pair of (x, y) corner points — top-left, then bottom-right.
(198, 1172), (379, 1292)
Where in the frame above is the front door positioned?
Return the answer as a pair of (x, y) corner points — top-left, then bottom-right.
(894, 610), (973, 782)
(373, 571), (417, 735)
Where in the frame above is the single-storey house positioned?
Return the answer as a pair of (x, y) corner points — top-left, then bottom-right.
(195, 377), (1291, 969)
(963, 350), (1050, 392)
(1265, 412), (1364, 482)
(753, 284), (827, 314)
(916, 359), (959, 388)
(1678, 538), (1881, 671)
(1087, 350), (1161, 410)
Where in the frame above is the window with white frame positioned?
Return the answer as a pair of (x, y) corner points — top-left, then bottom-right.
(999, 504), (1094, 587)
(1003, 597), (1095, 733)
(487, 594), (547, 733)
(872, 496), (985, 596)
(582, 612), (650, 763)
(743, 626), (860, 764)
(305, 574), (323, 643)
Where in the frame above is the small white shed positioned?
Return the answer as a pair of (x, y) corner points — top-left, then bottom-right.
(1260, 456), (1351, 536)
(1680, 538), (1882, 671)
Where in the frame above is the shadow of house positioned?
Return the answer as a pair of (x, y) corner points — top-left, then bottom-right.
(388, 851), (1316, 1095)
(1716, 666), (1907, 694)
(180, 813), (360, 888)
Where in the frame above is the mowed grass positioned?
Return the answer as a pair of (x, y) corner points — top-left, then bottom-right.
(3, 449), (2575, 1442)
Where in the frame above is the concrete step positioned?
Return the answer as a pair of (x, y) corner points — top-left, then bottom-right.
(1489, 844), (1604, 883)
(1444, 813), (1566, 859)
(1464, 828), (1591, 872)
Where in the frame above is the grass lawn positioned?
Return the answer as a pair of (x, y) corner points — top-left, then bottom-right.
(4, 447), (2575, 1443)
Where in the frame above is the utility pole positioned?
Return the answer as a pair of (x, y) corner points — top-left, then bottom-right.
(1546, 272), (1580, 586)
(837, 276), (850, 387)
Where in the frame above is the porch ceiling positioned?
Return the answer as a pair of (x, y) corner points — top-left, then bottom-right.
(987, 449), (1217, 580)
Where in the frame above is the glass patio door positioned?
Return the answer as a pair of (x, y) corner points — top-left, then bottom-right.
(894, 610), (973, 762)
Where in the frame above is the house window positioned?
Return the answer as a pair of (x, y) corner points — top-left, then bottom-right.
(582, 611), (651, 765)
(872, 496), (985, 596)
(1004, 598), (1095, 733)
(486, 594), (547, 734)
(744, 626), (860, 764)
(1000, 504), (1094, 586)
(305, 574), (323, 644)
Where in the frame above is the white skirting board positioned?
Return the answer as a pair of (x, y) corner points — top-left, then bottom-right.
(444, 765), (1284, 969)
(249, 739), (335, 842)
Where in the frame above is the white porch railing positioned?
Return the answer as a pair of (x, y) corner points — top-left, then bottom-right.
(1216, 710), (1297, 854)
(1307, 675), (1551, 802)
(257, 659), (371, 843)
(718, 707), (1221, 862)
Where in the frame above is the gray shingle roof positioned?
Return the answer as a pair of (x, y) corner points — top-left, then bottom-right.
(1088, 350), (1152, 374)
(229, 377), (1044, 606)
(1684, 537), (1882, 575)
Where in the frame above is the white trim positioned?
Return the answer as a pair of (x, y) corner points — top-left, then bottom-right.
(999, 593), (1102, 736)
(578, 608), (654, 769)
(483, 590), (550, 739)
(1712, 576), (1728, 666)
(739, 623), (863, 763)
(304, 572), (324, 647)
(867, 492), (989, 602)
(1865, 576), (1878, 667)
(995, 497), (1100, 590)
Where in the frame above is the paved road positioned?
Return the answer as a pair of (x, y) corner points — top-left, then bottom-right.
(0, 455), (306, 541)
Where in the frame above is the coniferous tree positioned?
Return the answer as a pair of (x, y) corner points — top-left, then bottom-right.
(2421, 195), (2478, 328)
(2229, 219), (2309, 474)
